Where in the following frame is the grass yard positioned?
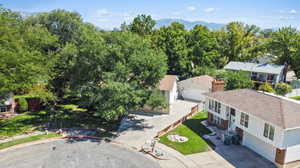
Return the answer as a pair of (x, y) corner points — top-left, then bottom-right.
(290, 96), (300, 101)
(0, 113), (42, 137)
(159, 111), (213, 155)
(0, 104), (120, 138)
(0, 133), (61, 150)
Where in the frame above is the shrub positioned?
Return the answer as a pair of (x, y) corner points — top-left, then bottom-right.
(275, 82), (293, 96)
(18, 98), (28, 112)
(258, 83), (275, 93)
(223, 71), (254, 90)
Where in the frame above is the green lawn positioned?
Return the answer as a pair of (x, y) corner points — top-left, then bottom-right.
(0, 133), (61, 150)
(0, 104), (120, 138)
(159, 111), (213, 155)
(0, 113), (42, 137)
(290, 96), (300, 101)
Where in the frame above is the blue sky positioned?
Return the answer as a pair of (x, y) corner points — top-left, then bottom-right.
(1, 0), (300, 29)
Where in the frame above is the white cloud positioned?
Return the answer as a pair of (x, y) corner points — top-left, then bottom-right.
(279, 9), (297, 14)
(186, 6), (196, 12)
(279, 16), (295, 20)
(96, 9), (111, 17)
(289, 9), (297, 14)
(204, 8), (216, 13)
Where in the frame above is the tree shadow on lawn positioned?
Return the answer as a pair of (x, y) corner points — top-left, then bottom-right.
(182, 118), (216, 149)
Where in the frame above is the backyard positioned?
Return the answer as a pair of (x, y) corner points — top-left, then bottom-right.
(159, 111), (214, 155)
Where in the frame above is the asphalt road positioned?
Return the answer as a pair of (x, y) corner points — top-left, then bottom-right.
(0, 139), (160, 168)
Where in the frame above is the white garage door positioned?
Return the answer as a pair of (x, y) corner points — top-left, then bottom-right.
(182, 89), (205, 102)
(243, 132), (276, 162)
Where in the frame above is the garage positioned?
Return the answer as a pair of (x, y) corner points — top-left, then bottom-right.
(178, 75), (215, 102)
(242, 131), (276, 162)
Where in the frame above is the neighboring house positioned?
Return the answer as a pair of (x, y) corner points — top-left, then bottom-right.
(0, 94), (16, 116)
(158, 75), (178, 106)
(204, 89), (300, 167)
(224, 61), (287, 84)
(178, 75), (224, 102)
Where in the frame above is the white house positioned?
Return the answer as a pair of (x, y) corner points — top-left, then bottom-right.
(204, 89), (300, 168)
(157, 75), (178, 113)
(224, 61), (287, 84)
(178, 75), (215, 102)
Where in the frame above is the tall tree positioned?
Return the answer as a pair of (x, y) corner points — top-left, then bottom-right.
(128, 14), (156, 36)
(71, 31), (167, 120)
(187, 25), (225, 77)
(152, 22), (189, 77)
(0, 7), (57, 95)
(217, 22), (264, 62)
(268, 27), (300, 77)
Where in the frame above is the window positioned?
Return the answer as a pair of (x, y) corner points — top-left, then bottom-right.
(226, 106), (230, 117)
(263, 123), (275, 140)
(0, 106), (7, 113)
(214, 101), (221, 113)
(209, 99), (213, 110)
(208, 99), (221, 113)
(267, 74), (275, 81)
(240, 113), (249, 128)
(230, 108), (235, 116)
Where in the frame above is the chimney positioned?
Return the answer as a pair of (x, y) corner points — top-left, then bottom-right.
(212, 80), (224, 92)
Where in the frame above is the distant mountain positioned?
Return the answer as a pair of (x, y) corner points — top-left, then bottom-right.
(155, 18), (226, 30)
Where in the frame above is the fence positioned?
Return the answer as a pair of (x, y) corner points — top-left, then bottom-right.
(156, 104), (199, 137)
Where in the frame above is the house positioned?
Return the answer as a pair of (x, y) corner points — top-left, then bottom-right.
(158, 75), (178, 105)
(0, 94), (16, 118)
(224, 61), (287, 84)
(178, 75), (224, 102)
(204, 89), (300, 167)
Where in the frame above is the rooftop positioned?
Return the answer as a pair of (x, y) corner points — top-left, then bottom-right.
(178, 75), (215, 90)
(224, 61), (284, 74)
(158, 75), (177, 91)
(204, 89), (300, 129)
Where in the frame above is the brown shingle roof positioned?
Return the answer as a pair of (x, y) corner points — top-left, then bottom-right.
(204, 89), (300, 129)
(159, 75), (177, 91)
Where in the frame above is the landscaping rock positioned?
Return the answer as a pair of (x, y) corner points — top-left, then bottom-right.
(167, 135), (188, 143)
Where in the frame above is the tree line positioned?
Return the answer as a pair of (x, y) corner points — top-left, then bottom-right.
(1, 7), (300, 120)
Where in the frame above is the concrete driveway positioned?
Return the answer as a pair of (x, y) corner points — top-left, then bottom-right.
(0, 139), (160, 168)
(115, 100), (198, 147)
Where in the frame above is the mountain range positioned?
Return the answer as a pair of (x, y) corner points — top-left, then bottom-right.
(155, 18), (226, 30)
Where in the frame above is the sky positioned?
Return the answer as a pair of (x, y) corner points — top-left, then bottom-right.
(1, 0), (300, 30)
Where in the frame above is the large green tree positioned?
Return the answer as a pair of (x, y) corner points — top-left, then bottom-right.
(0, 7), (57, 95)
(152, 22), (189, 77)
(268, 27), (300, 77)
(187, 25), (225, 77)
(71, 31), (168, 120)
(128, 14), (156, 36)
(216, 22), (264, 62)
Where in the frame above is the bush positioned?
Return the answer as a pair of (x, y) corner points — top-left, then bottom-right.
(223, 71), (254, 90)
(18, 98), (28, 112)
(258, 83), (275, 93)
(275, 82), (293, 96)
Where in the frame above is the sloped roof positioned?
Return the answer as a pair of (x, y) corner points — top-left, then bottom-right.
(204, 89), (300, 129)
(158, 75), (177, 91)
(178, 75), (215, 90)
(224, 61), (284, 74)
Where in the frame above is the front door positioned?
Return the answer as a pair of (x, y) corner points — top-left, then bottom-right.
(229, 108), (236, 132)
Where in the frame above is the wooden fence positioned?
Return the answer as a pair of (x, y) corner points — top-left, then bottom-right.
(156, 105), (199, 137)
